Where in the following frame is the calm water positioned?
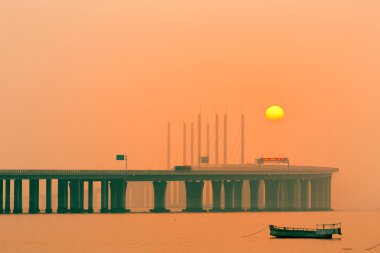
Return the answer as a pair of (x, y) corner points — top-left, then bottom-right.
(0, 210), (379, 253)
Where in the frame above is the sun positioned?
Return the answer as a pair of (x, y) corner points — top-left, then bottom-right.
(265, 105), (285, 120)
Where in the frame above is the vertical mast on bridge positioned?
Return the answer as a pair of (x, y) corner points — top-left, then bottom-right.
(183, 122), (186, 165)
(215, 113), (219, 165)
(207, 120), (210, 159)
(198, 113), (201, 169)
(191, 121), (194, 165)
(167, 122), (171, 170)
(241, 113), (245, 165)
(224, 112), (228, 165)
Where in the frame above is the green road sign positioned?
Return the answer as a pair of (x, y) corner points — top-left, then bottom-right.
(116, 154), (125, 160)
(200, 156), (209, 164)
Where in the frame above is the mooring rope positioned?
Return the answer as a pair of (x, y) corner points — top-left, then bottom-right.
(366, 242), (380, 251)
(241, 226), (268, 238)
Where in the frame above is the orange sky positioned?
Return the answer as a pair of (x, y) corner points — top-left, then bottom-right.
(0, 0), (379, 209)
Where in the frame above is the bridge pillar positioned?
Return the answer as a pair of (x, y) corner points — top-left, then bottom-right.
(88, 181), (93, 213)
(100, 180), (109, 213)
(310, 178), (318, 210)
(204, 181), (212, 209)
(70, 180), (84, 213)
(183, 181), (204, 212)
(110, 179), (129, 213)
(317, 178), (327, 210)
(210, 180), (222, 211)
(248, 179), (260, 211)
(300, 179), (309, 210)
(110, 181), (116, 211)
(150, 181), (169, 213)
(264, 179), (279, 211)
(13, 179), (22, 214)
(324, 177), (332, 210)
(45, 179), (52, 213)
(80, 180), (84, 211)
(286, 179), (296, 210)
(223, 180), (234, 211)
(5, 180), (10, 213)
(278, 180), (285, 209)
(121, 180), (129, 213)
(57, 179), (69, 213)
(29, 179), (40, 213)
(0, 180), (3, 214)
(233, 180), (243, 211)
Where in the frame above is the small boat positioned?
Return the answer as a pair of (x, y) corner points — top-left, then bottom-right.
(269, 223), (342, 239)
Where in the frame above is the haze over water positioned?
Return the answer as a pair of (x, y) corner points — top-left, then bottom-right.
(1, 210), (379, 253)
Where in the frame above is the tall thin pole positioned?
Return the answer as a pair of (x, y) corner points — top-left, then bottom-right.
(198, 113), (201, 168)
(167, 122), (171, 170)
(191, 122), (194, 165)
(215, 114), (219, 165)
(183, 122), (187, 165)
(224, 113), (227, 165)
(167, 122), (172, 207)
(241, 113), (245, 165)
(207, 121), (210, 159)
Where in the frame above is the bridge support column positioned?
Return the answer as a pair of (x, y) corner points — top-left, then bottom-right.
(88, 181), (93, 213)
(278, 180), (285, 209)
(0, 180), (3, 214)
(70, 180), (84, 213)
(324, 177), (332, 210)
(183, 181), (204, 212)
(300, 179), (309, 210)
(29, 179), (40, 213)
(317, 178), (327, 210)
(110, 181), (116, 211)
(57, 179), (69, 213)
(223, 180), (234, 211)
(310, 178), (318, 210)
(13, 179), (22, 214)
(233, 180), (243, 211)
(248, 179), (260, 211)
(45, 179), (52, 213)
(286, 179), (296, 210)
(120, 180), (129, 213)
(150, 181), (169, 213)
(5, 180), (10, 213)
(265, 179), (279, 211)
(210, 180), (222, 211)
(204, 181), (212, 209)
(101, 180), (109, 213)
(80, 180), (84, 211)
(110, 179), (129, 213)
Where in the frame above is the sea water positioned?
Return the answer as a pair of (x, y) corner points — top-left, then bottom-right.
(0, 210), (379, 253)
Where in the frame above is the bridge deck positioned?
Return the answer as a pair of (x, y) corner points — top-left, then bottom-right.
(0, 165), (338, 181)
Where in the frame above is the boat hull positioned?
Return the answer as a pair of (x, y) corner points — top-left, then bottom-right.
(269, 226), (333, 239)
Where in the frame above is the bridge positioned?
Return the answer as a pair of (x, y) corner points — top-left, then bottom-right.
(0, 165), (338, 214)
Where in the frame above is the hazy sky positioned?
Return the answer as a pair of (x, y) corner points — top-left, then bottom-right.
(1, 0), (379, 209)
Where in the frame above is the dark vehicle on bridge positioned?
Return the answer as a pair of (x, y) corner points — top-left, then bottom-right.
(174, 165), (192, 171)
(269, 223), (342, 239)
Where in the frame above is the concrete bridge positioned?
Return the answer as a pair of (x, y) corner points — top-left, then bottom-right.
(0, 165), (338, 214)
